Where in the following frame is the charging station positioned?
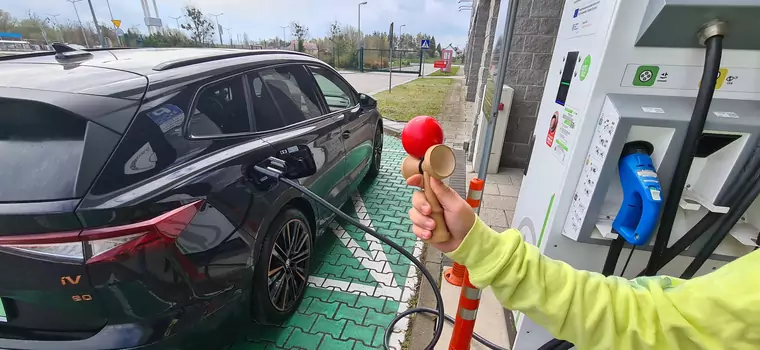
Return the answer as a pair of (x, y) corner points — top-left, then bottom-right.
(512, 1), (760, 348)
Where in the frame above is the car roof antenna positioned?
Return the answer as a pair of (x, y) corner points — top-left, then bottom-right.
(52, 42), (93, 60)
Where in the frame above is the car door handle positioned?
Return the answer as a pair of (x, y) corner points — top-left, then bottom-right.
(342, 131), (351, 139)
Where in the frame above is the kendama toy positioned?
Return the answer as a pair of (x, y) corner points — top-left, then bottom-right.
(400, 116), (456, 243)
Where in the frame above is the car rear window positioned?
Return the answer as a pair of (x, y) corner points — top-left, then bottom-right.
(0, 99), (87, 202)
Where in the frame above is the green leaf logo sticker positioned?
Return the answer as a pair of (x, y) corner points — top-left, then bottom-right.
(579, 55), (591, 81)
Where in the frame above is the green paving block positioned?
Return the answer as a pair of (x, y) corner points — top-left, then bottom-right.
(334, 303), (368, 322)
(306, 299), (339, 318)
(372, 221), (392, 229)
(251, 326), (292, 348)
(303, 287), (332, 302)
(341, 266), (370, 282)
(341, 320), (377, 342)
(336, 254), (361, 269)
(285, 328), (323, 349)
(319, 335), (355, 350)
(353, 341), (382, 350)
(382, 299), (400, 314)
(296, 297), (312, 314)
(310, 314), (346, 339)
(371, 326), (386, 347)
(282, 312), (317, 331)
(363, 308), (395, 328)
(329, 290), (358, 306)
(317, 262), (346, 277)
(356, 295), (386, 313)
(230, 341), (268, 350)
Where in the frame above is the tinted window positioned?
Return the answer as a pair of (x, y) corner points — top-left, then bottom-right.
(309, 66), (357, 112)
(189, 77), (250, 137)
(248, 73), (286, 132)
(257, 66), (322, 127)
(0, 99), (87, 201)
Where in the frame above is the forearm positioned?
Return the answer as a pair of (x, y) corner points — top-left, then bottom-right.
(445, 217), (734, 350)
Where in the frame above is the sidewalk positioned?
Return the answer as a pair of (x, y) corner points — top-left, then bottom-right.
(405, 72), (518, 350)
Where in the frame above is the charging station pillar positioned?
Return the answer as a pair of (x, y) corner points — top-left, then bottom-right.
(509, 1), (760, 348)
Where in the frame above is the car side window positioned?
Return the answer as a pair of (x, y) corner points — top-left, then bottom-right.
(189, 76), (251, 137)
(255, 66), (323, 128)
(308, 66), (357, 112)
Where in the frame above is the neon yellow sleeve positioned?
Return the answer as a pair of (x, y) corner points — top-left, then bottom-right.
(447, 217), (760, 350)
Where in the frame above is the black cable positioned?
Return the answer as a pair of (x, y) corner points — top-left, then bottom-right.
(602, 236), (626, 276)
(681, 171), (760, 278)
(270, 174), (508, 350)
(643, 35), (724, 276)
(620, 245), (635, 277)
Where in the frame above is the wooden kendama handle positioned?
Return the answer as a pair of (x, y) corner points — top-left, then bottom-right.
(401, 144), (456, 244)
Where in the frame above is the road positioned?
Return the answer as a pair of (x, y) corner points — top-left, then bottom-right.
(339, 63), (436, 95)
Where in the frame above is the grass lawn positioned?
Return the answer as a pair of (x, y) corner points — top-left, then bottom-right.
(429, 65), (461, 76)
(373, 78), (455, 122)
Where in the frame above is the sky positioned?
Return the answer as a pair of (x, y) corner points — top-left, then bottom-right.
(3, 0), (472, 47)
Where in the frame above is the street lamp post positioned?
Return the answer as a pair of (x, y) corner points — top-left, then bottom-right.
(280, 25), (289, 49)
(358, 1), (367, 48)
(209, 13), (223, 46)
(169, 15), (183, 29)
(66, 0), (89, 47)
(358, 1), (368, 71)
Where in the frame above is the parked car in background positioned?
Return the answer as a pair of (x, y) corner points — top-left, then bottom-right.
(0, 45), (383, 349)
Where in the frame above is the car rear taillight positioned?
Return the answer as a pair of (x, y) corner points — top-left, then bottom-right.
(0, 201), (203, 263)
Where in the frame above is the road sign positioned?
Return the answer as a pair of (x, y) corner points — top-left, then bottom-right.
(421, 39), (431, 49)
(111, 19), (121, 28)
(434, 60), (447, 68)
(116, 28), (125, 36)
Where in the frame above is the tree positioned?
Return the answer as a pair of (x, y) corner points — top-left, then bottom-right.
(180, 6), (214, 45)
(291, 22), (309, 52)
(428, 36), (437, 58)
(436, 43), (442, 56)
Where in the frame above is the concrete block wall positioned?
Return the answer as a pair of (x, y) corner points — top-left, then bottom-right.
(473, 0), (502, 113)
(465, 0), (490, 102)
(500, 0), (564, 168)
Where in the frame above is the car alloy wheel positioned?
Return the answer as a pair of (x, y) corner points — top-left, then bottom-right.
(267, 218), (310, 312)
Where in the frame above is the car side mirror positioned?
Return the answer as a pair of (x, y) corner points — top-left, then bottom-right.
(359, 93), (377, 109)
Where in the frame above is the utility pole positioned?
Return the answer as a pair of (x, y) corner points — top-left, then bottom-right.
(104, 0), (121, 47)
(66, 0), (89, 48)
(29, 13), (50, 46)
(210, 13), (223, 46)
(280, 25), (289, 49)
(48, 14), (64, 42)
(86, 0), (104, 47)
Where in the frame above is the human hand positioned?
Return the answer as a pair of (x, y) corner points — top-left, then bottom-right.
(407, 174), (475, 253)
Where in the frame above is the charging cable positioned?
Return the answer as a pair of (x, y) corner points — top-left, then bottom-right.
(253, 162), (507, 350)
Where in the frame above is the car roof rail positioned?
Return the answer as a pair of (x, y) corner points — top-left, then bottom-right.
(153, 49), (313, 71)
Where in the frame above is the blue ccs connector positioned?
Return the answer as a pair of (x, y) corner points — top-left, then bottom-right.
(612, 141), (662, 246)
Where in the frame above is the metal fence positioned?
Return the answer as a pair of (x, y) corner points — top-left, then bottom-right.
(360, 48), (422, 74)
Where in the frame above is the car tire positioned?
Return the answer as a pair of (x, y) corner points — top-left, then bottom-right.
(251, 207), (312, 324)
(367, 124), (383, 178)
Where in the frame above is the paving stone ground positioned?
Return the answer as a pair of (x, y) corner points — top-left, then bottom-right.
(233, 136), (421, 350)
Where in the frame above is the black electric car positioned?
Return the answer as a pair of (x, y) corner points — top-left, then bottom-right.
(0, 45), (383, 349)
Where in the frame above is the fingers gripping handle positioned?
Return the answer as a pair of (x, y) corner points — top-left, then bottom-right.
(423, 171), (452, 243)
(402, 144), (457, 244)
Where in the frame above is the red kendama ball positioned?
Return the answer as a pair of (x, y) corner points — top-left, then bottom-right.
(401, 116), (444, 159)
